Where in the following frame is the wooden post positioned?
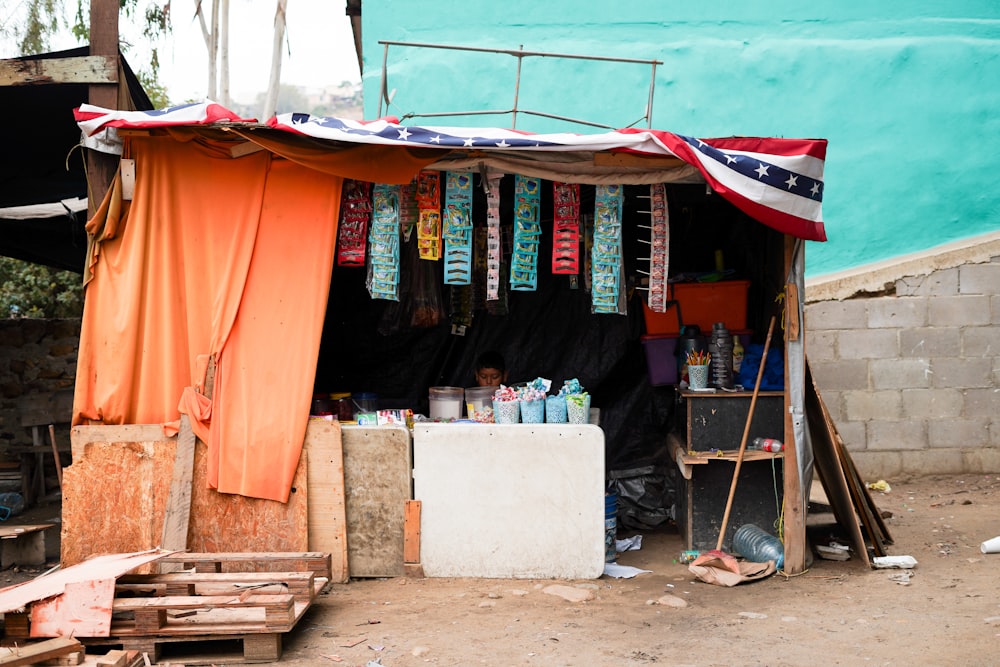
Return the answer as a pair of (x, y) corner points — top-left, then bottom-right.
(782, 235), (806, 573)
(87, 0), (120, 217)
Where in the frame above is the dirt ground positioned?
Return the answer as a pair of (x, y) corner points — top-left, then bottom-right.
(3, 473), (999, 666)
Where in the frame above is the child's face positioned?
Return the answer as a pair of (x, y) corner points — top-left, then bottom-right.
(475, 366), (506, 387)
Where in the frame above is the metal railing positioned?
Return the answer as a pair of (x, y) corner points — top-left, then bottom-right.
(377, 40), (662, 130)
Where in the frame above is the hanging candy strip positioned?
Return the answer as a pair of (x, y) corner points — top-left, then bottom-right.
(552, 182), (580, 275)
(510, 174), (541, 291)
(444, 171), (474, 285)
(591, 184), (624, 314)
(336, 180), (372, 267)
(416, 171), (442, 261)
(366, 184), (401, 301)
(486, 175), (502, 301)
(399, 179), (419, 243)
(645, 183), (670, 312)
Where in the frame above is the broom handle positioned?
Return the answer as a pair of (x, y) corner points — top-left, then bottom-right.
(715, 315), (777, 551)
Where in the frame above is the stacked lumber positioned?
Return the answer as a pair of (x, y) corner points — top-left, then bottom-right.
(1, 552), (331, 665)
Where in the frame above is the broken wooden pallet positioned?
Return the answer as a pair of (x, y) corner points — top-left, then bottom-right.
(156, 552), (332, 581)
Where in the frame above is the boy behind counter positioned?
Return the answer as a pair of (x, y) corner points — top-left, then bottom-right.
(474, 350), (508, 388)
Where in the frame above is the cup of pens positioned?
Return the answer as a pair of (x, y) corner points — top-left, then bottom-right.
(687, 350), (711, 390)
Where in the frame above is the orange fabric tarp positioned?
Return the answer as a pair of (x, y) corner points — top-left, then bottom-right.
(73, 135), (433, 501)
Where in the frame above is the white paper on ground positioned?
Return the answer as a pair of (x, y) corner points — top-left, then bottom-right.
(603, 562), (652, 578)
(616, 535), (643, 552)
(872, 555), (918, 569)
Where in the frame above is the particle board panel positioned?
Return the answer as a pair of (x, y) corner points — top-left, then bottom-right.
(342, 425), (411, 578)
(63, 425), (316, 569)
(412, 423), (605, 579)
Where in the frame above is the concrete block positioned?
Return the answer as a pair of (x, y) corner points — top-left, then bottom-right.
(993, 295), (1000, 325)
(901, 449), (966, 476)
(810, 360), (869, 391)
(849, 450), (902, 480)
(992, 419), (1000, 447)
(871, 358), (931, 390)
(927, 418), (991, 448)
(895, 268), (959, 297)
(962, 325), (1000, 358)
(963, 388), (1000, 418)
(928, 295), (991, 327)
(842, 390), (902, 421)
(867, 419), (926, 450)
(899, 327), (961, 358)
(963, 447), (1000, 474)
(958, 263), (1000, 296)
(804, 300), (868, 331)
(901, 388), (963, 420)
(931, 358), (993, 389)
(867, 297), (928, 329)
(832, 420), (867, 450)
(804, 330), (838, 362)
(838, 328), (898, 359)
(817, 389), (845, 421)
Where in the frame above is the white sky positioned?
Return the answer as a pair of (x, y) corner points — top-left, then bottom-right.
(3, 0), (361, 105)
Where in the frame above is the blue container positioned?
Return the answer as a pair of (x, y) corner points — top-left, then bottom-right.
(733, 523), (784, 569)
(520, 398), (545, 423)
(493, 400), (520, 424)
(545, 395), (567, 422)
(605, 493), (618, 563)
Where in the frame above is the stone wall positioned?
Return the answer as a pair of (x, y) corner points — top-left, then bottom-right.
(805, 257), (1000, 479)
(0, 319), (80, 457)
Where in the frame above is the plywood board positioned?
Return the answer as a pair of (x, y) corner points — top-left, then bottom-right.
(303, 420), (348, 583)
(413, 423), (605, 579)
(342, 425), (411, 577)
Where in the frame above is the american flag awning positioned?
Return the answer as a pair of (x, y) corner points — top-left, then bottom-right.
(75, 101), (827, 241)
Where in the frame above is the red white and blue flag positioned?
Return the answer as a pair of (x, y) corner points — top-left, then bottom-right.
(76, 104), (827, 241)
(74, 101), (252, 137)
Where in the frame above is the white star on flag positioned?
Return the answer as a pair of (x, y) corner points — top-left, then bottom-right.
(755, 164), (770, 178)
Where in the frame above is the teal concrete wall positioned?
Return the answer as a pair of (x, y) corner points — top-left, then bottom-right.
(362, 2), (1000, 277)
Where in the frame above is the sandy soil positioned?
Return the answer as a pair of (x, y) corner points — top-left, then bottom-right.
(3, 473), (998, 666)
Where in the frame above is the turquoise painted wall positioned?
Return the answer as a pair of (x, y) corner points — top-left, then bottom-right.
(362, 2), (1000, 277)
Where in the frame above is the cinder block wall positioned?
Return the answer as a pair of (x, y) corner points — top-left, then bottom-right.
(805, 257), (1000, 479)
(0, 319), (80, 457)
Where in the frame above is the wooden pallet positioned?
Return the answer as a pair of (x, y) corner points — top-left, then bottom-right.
(3, 552), (331, 664)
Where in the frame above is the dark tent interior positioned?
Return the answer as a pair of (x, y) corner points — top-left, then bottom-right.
(314, 176), (788, 524)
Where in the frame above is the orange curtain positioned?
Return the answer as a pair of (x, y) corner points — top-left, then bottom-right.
(74, 136), (344, 501)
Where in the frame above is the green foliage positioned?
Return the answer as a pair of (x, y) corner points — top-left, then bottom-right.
(19, 0), (62, 55)
(0, 257), (83, 319)
(138, 68), (170, 108)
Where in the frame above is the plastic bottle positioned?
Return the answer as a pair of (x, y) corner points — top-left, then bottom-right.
(732, 336), (744, 374)
(707, 322), (734, 389)
(733, 524), (784, 569)
(752, 437), (784, 452)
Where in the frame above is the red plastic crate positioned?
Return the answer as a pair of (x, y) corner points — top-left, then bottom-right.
(642, 280), (750, 335)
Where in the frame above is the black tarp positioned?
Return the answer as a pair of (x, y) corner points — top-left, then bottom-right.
(314, 178), (786, 477)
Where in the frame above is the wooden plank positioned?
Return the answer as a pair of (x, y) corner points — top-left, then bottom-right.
(156, 551), (332, 580)
(0, 55), (116, 86)
(304, 420), (348, 583)
(94, 650), (128, 667)
(404, 500), (421, 564)
(806, 360), (872, 568)
(159, 415), (196, 572)
(0, 637), (83, 666)
(116, 571), (315, 602)
(113, 594), (296, 633)
(343, 425), (411, 577)
(30, 578), (117, 638)
(70, 425), (165, 461)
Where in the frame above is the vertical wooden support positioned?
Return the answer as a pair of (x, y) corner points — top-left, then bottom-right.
(159, 415), (196, 570)
(782, 235), (805, 574)
(403, 500), (421, 563)
(87, 0), (121, 217)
